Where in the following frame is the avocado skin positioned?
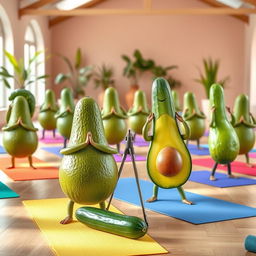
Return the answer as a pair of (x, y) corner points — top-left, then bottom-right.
(128, 115), (148, 134)
(59, 97), (118, 205)
(235, 126), (254, 154)
(208, 84), (239, 164)
(2, 96), (38, 157)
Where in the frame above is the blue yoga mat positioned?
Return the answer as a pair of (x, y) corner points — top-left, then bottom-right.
(187, 144), (210, 156)
(189, 170), (256, 188)
(42, 146), (62, 157)
(0, 182), (19, 199)
(113, 178), (256, 224)
(0, 146), (6, 154)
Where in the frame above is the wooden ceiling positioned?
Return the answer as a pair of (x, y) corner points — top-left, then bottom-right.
(19, 0), (256, 26)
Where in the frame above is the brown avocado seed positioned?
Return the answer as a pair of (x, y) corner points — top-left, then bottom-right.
(156, 147), (183, 177)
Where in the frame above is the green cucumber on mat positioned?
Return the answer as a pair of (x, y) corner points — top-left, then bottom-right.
(75, 206), (148, 239)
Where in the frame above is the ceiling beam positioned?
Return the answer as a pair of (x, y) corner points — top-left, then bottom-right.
(49, 0), (106, 27)
(19, 7), (256, 16)
(198, 0), (248, 23)
(20, 0), (58, 10)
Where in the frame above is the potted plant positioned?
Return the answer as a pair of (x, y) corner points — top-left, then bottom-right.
(121, 49), (154, 107)
(195, 57), (229, 120)
(93, 64), (115, 106)
(55, 48), (93, 99)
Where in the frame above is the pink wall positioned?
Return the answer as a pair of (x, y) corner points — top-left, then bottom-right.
(51, 0), (246, 109)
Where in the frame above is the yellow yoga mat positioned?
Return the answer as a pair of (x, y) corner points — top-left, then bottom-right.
(23, 198), (168, 256)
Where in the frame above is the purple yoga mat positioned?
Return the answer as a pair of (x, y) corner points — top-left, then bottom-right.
(38, 130), (64, 144)
(114, 154), (146, 162)
(122, 135), (149, 147)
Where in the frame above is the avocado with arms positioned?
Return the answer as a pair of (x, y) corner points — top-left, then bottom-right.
(142, 78), (192, 205)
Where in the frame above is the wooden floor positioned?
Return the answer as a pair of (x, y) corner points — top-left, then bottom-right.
(0, 133), (256, 256)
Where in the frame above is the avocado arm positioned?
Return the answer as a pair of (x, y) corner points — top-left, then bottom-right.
(196, 111), (206, 119)
(175, 112), (190, 140)
(55, 108), (74, 118)
(60, 132), (118, 155)
(6, 105), (12, 123)
(120, 106), (127, 116)
(182, 108), (189, 119)
(226, 106), (236, 126)
(102, 108), (127, 120)
(209, 107), (216, 128)
(128, 107), (150, 116)
(2, 118), (38, 132)
(142, 113), (154, 141)
(250, 112), (256, 124)
(234, 116), (256, 128)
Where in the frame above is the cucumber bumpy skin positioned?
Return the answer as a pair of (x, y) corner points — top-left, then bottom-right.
(76, 206), (148, 239)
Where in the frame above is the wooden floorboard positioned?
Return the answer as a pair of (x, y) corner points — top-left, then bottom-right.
(0, 132), (256, 256)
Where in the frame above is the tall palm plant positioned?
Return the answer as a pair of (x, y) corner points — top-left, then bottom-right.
(93, 64), (115, 90)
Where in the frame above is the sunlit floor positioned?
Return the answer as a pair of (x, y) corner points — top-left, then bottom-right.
(0, 128), (256, 256)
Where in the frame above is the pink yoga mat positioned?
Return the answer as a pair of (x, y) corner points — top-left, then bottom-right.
(192, 158), (256, 176)
(38, 130), (64, 144)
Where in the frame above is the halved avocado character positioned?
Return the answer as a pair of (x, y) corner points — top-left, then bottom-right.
(208, 84), (240, 180)
(2, 95), (38, 169)
(59, 97), (118, 224)
(142, 78), (192, 205)
(38, 89), (58, 139)
(101, 87), (127, 152)
(55, 88), (75, 148)
(229, 94), (255, 166)
(172, 90), (182, 112)
(182, 92), (206, 148)
(127, 90), (150, 136)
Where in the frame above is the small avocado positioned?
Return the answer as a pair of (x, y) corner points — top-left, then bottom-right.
(38, 89), (58, 138)
(142, 78), (192, 205)
(55, 88), (75, 147)
(2, 95), (38, 168)
(182, 92), (206, 148)
(59, 97), (118, 224)
(231, 94), (255, 166)
(172, 90), (182, 112)
(127, 90), (150, 135)
(102, 87), (127, 150)
(208, 84), (240, 180)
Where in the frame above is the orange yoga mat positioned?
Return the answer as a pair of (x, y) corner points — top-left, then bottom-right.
(0, 157), (59, 181)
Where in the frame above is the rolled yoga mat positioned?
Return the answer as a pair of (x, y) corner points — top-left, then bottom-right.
(245, 235), (256, 252)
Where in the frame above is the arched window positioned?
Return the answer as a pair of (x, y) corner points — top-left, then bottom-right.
(24, 20), (45, 105)
(0, 4), (13, 108)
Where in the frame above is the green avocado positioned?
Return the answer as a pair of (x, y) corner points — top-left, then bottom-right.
(102, 87), (127, 147)
(38, 89), (58, 131)
(55, 88), (75, 146)
(128, 90), (150, 135)
(142, 78), (192, 205)
(172, 90), (181, 112)
(231, 94), (255, 165)
(2, 96), (38, 168)
(208, 84), (239, 180)
(59, 97), (118, 224)
(182, 92), (206, 148)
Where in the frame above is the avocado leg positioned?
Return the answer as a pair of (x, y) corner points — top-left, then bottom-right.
(146, 185), (158, 202)
(63, 138), (67, 148)
(53, 129), (56, 138)
(60, 200), (74, 224)
(177, 186), (193, 205)
(7, 156), (15, 169)
(186, 140), (189, 146)
(210, 162), (218, 181)
(116, 143), (120, 154)
(245, 153), (254, 167)
(28, 155), (36, 169)
(41, 129), (45, 139)
(196, 139), (202, 150)
(227, 163), (236, 178)
(99, 201), (106, 210)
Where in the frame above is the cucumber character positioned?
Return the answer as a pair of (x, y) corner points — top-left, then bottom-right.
(55, 88), (75, 148)
(182, 92), (206, 149)
(38, 89), (58, 139)
(127, 90), (150, 136)
(2, 95), (38, 168)
(208, 84), (240, 180)
(142, 78), (192, 205)
(229, 94), (256, 167)
(59, 97), (118, 224)
(101, 87), (127, 152)
(172, 90), (182, 112)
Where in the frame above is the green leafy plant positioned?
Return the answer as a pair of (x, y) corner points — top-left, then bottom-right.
(0, 50), (48, 89)
(121, 49), (155, 85)
(55, 48), (93, 98)
(195, 58), (229, 98)
(93, 64), (115, 90)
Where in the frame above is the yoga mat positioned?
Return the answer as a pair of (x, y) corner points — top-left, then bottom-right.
(0, 146), (6, 154)
(122, 135), (149, 147)
(23, 198), (168, 256)
(189, 170), (256, 188)
(0, 182), (19, 199)
(0, 157), (59, 181)
(187, 144), (210, 156)
(113, 178), (256, 224)
(42, 146), (147, 162)
(39, 130), (64, 144)
(192, 158), (256, 176)
(244, 235), (256, 252)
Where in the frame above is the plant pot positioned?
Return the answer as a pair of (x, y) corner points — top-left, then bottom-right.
(125, 84), (139, 108)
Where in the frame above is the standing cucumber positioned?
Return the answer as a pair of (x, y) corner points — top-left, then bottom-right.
(76, 206), (148, 239)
